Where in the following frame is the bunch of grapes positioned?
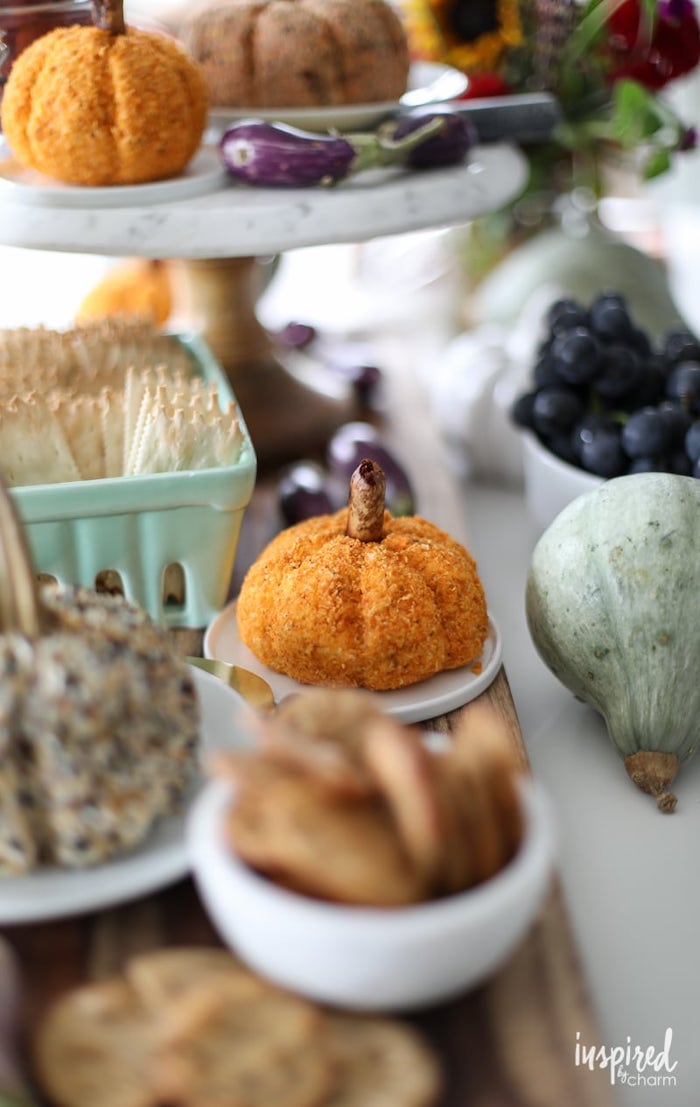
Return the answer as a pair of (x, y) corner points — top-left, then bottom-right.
(511, 291), (700, 479)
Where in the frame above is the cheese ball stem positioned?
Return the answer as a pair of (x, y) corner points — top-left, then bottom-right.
(346, 459), (386, 542)
(92, 0), (126, 35)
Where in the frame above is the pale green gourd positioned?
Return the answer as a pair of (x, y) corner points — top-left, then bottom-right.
(525, 472), (700, 812)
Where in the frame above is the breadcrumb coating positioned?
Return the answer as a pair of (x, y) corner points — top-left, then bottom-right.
(237, 510), (490, 691)
(1, 26), (208, 186)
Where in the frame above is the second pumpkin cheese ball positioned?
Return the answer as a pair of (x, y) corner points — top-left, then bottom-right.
(180, 0), (410, 108)
(0, 2), (208, 186)
(236, 459), (490, 691)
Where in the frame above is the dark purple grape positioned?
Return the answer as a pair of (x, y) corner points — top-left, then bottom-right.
(533, 355), (560, 388)
(551, 326), (603, 385)
(326, 422), (415, 516)
(276, 321), (317, 349)
(347, 363), (383, 404)
(629, 361), (666, 408)
(544, 431), (579, 466)
(531, 387), (584, 437)
(621, 407), (672, 459)
(685, 420), (700, 463)
(546, 297), (588, 335)
(579, 425), (627, 477)
(571, 413), (618, 462)
(666, 361), (700, 410)
(594, 345), (643, 402)
(661, 329), (700, 364)
(511, 291), (700, 484)
(511, 391), (538, 430)
(627, 456), (667, 474)
(627, 327), (653, 358)
(667, 450), (692, 475)
(277, 461), (336, 525)
(658, 401), (692, 448)
(589, 292), (633, 342)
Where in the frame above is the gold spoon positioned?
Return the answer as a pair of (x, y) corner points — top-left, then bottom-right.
(186, 656), (276, 713)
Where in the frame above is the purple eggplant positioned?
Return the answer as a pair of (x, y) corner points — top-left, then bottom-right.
(277, 460), (338, 525)
(219, 114), (457, 188)
(387, 110), (476, 169)
(221, 121), (356, 187)
(327, 422), (416, 516)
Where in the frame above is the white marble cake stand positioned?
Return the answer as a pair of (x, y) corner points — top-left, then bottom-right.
(0, 143), (527, 460)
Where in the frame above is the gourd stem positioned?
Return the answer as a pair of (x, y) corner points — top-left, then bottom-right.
(624, 751), (680, 814)
(346, 459), (386, 542)
(91, 0), (126, 35)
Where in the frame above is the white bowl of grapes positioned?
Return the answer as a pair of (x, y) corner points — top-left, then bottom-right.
(512, 290), (700, 532)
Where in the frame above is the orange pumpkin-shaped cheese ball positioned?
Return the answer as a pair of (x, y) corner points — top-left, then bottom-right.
(180, 0), (410, 109)
(237, 460), (490, 691)
(0, 0), (208, 186)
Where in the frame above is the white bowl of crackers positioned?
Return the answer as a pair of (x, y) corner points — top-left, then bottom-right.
(188, 689), (555, 1012)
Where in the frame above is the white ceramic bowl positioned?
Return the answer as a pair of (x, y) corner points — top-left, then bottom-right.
(187, 776), (555, 1012)
(521, 431), (602, 534)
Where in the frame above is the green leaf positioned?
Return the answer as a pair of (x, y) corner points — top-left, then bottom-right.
(611, 80), (663, 144)
(643, 148), (673, 179)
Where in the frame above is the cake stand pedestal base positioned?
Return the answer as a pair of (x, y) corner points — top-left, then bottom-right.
(172, 256), (359, 465)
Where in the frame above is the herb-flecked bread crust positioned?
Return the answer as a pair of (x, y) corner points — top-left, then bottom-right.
(181, 0), (410, 108)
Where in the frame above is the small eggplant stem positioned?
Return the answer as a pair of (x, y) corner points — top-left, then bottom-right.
(624, 751), (680, 813)
(346, 459), (386, 542)
(91, 0), (126, 34)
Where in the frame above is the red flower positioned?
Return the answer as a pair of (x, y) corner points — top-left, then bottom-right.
(608, 0), (700, 90)
(458, 72), (512, 98)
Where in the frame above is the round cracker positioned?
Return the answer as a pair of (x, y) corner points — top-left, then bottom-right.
(324, 1013), (443, 1107)
(361, 718), (446, 887)
(153, 974), (334, 1107)
(126, 947), (245, 1011)
(226, 775), (428, 906)
(33, 978), (156, 1107)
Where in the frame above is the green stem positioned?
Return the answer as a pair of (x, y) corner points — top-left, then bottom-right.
(347, 117), (447, 175)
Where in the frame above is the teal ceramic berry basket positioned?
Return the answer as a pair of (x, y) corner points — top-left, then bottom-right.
(9, 332), (257, 629)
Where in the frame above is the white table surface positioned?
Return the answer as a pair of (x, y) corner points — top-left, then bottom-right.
(2, 232), (698, 1107)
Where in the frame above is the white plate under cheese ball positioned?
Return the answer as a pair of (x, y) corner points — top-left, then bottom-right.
(204, 600), (502, 723)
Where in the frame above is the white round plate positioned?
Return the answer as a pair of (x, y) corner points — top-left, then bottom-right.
(204, 602), (502, 724)
(0, 667), (256, 925)
(0, 143), (227, 209)
(208, 62), (468, 133)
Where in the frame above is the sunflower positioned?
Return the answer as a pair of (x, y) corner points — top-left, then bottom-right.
(401, 0), (523, 72)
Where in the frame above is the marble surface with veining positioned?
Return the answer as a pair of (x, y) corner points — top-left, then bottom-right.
(0, 143), (527, 258)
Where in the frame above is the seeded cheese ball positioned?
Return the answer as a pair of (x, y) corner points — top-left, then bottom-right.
(0, 585), (200, 875)
(181, 0), (410, 108)
(237, 461), (489, 691)
(1, 24), (208, 186)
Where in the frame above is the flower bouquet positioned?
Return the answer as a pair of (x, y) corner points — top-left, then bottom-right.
(400, 0), (700, 298)
(401, 0), (700, 187)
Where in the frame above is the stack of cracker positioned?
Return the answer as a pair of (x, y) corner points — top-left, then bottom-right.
(33, 947), (443, 1107)
(0, 320), (244, 486)
(213, 689), (525, 907)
